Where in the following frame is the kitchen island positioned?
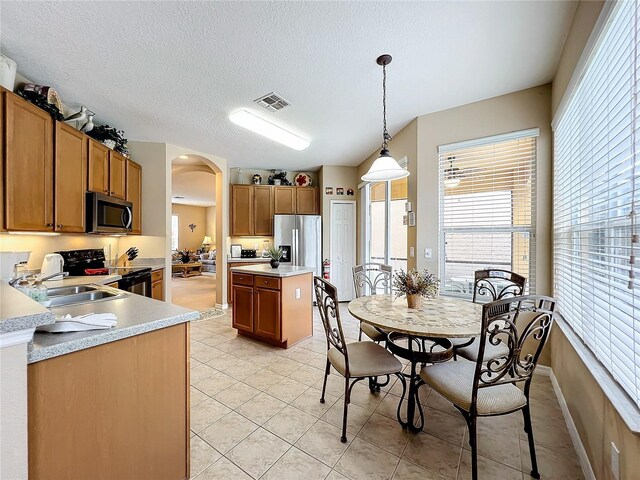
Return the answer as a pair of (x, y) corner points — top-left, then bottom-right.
(22, 285), (198, 480)
(230, 265), (314, 348)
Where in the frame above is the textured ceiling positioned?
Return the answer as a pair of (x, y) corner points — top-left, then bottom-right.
(0, 1), (576, 171)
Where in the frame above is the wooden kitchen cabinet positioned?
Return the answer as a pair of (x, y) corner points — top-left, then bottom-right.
(0, 89), (5, 231)
(231, 271), (312, 348)
(296, 187), (319, 214)
(28, 323), (189, 480)
(273, 186), (296, 214)
(54, 122), (87, 233)
(126, 159), (142, 234)
(253, 186), (273, 236)
(151, 268), (164, 301)
(227, 261), (267, 304)
(4, 90), (54, 231)
(231, 185), (253, 236)
(87, 139), (110, 195)
(109, 150), (127, 199)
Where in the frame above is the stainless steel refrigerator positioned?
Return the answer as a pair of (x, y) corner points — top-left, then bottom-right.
(274, 214), (322, 277)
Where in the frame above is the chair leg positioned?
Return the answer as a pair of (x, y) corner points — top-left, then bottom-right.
(358, 326), (363, 341)
(468, 415), (478, 480)
(522, 405), (540, 479)
(320, 358), (330, 404)
(341, 377), (350, 443)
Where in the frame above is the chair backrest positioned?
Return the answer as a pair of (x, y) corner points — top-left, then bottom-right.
(313, 276), (349, 362)
(473, 269), (526, 304)
(471, 295), (556, 408)
(352, 263), (392, 298)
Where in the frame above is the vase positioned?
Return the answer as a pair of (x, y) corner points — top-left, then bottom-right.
(407, 294), (422, 309)
(270, 259), (280, 269)
(181, 255), (190, 264)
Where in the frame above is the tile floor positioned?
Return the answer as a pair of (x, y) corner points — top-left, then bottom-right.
(188, 305), (584, 480)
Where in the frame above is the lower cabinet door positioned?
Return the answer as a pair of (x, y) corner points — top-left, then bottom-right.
(254, 287), (281, 340)
(232, 285), (254, 333)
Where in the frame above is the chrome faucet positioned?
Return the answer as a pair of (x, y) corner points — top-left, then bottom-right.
(8, 271), (69, 287)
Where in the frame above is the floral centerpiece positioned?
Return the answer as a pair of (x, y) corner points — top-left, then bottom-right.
(266, 246), (284, 269)
(393, 268), (440, 309)
(174, 249), (195, 264)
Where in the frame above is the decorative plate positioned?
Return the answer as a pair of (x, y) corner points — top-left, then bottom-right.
(294, 172), (312, 187)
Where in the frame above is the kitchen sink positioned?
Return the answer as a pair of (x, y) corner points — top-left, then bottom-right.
(46, 285), (127, 308)
(47, 285), (99, 297)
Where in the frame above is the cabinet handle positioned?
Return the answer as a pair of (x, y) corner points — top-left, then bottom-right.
(57, 224), (63, 228)
(104, 189), (109, 193)
(46, 223), (53, 227)
(264, 280), (268, 284)
(110, 191), (115, 195)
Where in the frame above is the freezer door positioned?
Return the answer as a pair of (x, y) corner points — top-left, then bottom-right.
(273, 215), (296, 265)
(296, 215), (322, 276)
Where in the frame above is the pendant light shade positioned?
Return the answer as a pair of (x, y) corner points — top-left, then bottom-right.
(362, 54), (410, 182)
(362, 149), (410, 182)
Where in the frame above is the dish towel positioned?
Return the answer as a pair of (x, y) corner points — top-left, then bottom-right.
(37, 313), (117, 333)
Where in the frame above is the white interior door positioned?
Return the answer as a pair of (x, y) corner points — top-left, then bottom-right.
(331, 201), (356, 301)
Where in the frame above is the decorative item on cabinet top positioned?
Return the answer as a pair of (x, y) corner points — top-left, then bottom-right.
(294, 172), (312, 187)
(87, 124), (130, 157)
(268, 170), (291, 186)
(252, 174), (262, 185)
(17, 84), (64, 120)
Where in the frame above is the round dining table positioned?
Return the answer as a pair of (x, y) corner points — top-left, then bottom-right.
(348, 294), (483, 432)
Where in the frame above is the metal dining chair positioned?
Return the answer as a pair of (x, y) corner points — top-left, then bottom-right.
(314, 276), (405, 443)
(421, 295), (556, 480)
(352, 263), (392, 342)
(450, 269), (526, 361)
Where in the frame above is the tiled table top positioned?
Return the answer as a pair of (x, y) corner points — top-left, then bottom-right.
(347, 294), (483, 338)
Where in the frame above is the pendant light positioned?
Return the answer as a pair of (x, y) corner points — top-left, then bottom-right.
(362, 54), (410, 182)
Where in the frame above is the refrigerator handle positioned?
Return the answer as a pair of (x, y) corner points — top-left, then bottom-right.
(293, 229), (298, 266)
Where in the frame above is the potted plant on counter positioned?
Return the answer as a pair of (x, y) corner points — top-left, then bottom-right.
(393, 268), (439, 309)
(267, 246), (284, 269)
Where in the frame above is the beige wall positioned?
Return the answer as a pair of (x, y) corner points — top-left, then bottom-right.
(319, 165), (359, 263)
(205, 206), (216, 245)
(414, 84), (553, 296)
(549, 2), (639, 479)
(171, 204), (207, 251)
(358, 119), (418, 269)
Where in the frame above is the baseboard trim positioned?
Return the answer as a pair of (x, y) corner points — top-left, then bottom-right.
(215, 303), (229, 310)
(550, 370), (596, 480)
(535, 365), (551, 377)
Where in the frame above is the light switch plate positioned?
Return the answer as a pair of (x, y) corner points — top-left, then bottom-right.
(410, 247), (415, 257)
(424, 248), (432, 259)
(295, 288), (301, 299)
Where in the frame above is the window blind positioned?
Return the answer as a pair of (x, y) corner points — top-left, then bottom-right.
(438, 131), (538, 297)
(553, 0), (640, 406)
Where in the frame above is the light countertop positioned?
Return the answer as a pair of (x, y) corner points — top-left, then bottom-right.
(44, 274), (122, 288)
(29, 291), (198, 363)
(230, 264), (315, 278)
(0, 281), (55, 334)
(227, 257), (271, 263)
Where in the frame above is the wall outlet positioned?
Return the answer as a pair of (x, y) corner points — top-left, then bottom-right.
(611, 442), (621, 480)
(295, 288), (301, 299)
(424, 248), (432, 259)
(410, 247), (415, 258)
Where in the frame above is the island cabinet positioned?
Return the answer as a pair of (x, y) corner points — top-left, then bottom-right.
(28, 323), (190, 480)
(231, 268), (313, 348)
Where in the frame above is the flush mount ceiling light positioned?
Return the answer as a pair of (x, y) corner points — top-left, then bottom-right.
(362, 54), (410, 182)
(229, 109), (310, 151)
(178, 155), (189, 159)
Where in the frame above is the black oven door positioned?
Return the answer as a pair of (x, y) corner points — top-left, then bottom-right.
(87, 192), (133, 234)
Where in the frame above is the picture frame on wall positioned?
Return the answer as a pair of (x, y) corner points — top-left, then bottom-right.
(336, 187), (344, 195)
(347, 188), (354, 196)
(325, 186), (334, 195)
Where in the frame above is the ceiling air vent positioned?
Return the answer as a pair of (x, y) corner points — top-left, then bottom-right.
(254, 92), (290, 112)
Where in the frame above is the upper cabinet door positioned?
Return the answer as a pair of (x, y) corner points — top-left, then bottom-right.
(126, 159), (142, 235)
(273, 187), (296, 214)
(4, 92), (54, 231)
(231, 185), (253, 236)
(54, 122), (87, 232)
(296, 187), (319, 215)
(253, 186), (273, 236)
(88, 140), (109, 195)
(0, 90), (4, 231)
(108, 151), (126, 199)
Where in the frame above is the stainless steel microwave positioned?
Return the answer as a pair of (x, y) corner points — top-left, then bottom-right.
(86, 192), (133, 234)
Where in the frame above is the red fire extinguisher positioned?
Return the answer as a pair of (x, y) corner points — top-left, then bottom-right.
(322, 259), (330, 280)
